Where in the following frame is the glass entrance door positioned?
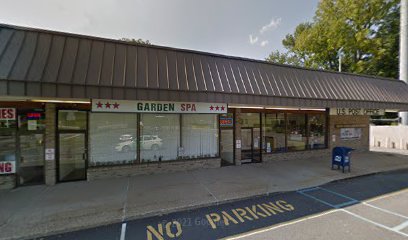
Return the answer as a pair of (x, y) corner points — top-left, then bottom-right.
(58, 133), (86, 181)
(241, 128), (261, 163)
(220, 129), (234, 165)
(57, 110), (87, 182)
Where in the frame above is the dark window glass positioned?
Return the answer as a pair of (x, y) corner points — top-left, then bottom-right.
(19, 133), (44, 184)
(58, 111), (87, 130)
(140, 114), (180, 162)
(18, 109), (45, 131)
(287, 113), (307, 151)
(181, 114), (218, 159)
(262, 113), (286, 153)
(0, 130), (16, 162)
(308, 114), (327, 149)
(89, 113), (137, 166)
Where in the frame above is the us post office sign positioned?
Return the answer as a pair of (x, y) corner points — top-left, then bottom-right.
(330, 108), (385, 116)
(92, 99), (227, 114)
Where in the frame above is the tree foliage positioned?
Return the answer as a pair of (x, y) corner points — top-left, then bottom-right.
(266, 0), (400, 78)
(120, 38), (151, 45)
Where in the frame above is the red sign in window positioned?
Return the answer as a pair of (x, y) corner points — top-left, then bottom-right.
(0, 108), (16, 120)
(220, 118), (233, 127)
(0, 161), (15, 174)
(27, 113), (42, 119)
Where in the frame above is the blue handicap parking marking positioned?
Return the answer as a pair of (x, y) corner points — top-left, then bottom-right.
(298, 187), (359, 209)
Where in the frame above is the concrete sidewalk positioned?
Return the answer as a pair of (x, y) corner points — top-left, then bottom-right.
(1, 151), (407, 240)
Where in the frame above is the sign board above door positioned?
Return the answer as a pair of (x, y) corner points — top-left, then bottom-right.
(92, 99), (227, 114)
(330, 108), (385, 116)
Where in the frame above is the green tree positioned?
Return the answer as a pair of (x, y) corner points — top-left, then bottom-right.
(120, 38), (151, 45)
(266, 0), (400, 78)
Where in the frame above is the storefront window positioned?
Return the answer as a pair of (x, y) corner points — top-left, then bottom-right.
(58, 110), (87, 130)
(18, 109), (45, 131)
(308, 114), (327, 149)
(240, 113), (261, 162)
(19, 134), (44, 184)
(0, 131), (16, 161)
(1, 108), (17, 175)
(287, 113), (307, 151)
(182, 114), (218, 159)
(263, 113), (286, 153)
(89, 113), (137, 166)
(140, 114), (180, 162)
(241, 113), (261, 128)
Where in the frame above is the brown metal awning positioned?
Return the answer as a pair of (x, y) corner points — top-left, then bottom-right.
(1, 24), (408, 110)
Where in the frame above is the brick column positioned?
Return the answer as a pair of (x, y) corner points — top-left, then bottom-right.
(234, 108), (242, 165)
(45, 103), (56, 185)
(329, 115), (370, 151)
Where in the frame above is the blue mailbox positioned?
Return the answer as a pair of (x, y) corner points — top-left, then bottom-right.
(332, 147), (354, 173)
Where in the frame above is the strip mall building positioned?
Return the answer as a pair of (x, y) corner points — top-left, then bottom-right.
(1, 24), (408, 189)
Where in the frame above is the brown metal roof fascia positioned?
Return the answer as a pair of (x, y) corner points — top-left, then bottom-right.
(9, 32), (37, 81)
(2, 24), (408, 106)
(325, 72), (346, 100)
(0, 30), (24, 79)
(2, 23), (407, 83)
(300, 69), (319, 98)
(3, 77), (408, 109)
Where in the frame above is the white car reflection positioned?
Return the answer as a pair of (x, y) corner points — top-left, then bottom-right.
(115, 135), (163, 152)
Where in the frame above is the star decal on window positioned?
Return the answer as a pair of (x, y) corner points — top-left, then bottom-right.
(96, 101), (103, 108)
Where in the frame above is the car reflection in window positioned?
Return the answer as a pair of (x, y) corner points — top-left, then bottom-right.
(115, 135), (163, 152)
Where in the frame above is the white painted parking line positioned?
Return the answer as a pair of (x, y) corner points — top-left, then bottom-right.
(365, 188), (408, 203)
(224, 210), (339, 240)
(340, 209), (408, 238)
(120, 223), (127, 240)
(363, 202), (408, 219)
(299, 187), (408, 238)
(393, 220), (408, 232)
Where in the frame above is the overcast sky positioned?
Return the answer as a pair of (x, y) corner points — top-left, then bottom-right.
(0, 0), (319, 60)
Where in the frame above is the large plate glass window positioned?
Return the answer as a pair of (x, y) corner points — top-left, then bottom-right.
(181, 114), (218, 159)
(89, 113), (137, 166)
(263, 113), (286, 153)
(18, 110), (45, 131)
(240, 113), (261, 163)
(287, 113), (307, 151)
(17, 109), (45, 185)
(0, 108), (16, 175)
(140, 114), (180, 162)
(0, 129), (16, 175)
(308, 113), (327, 149)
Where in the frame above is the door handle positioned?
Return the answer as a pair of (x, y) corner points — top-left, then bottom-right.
(82, 153), (87, 160)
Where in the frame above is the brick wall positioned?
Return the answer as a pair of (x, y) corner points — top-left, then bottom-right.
(262, 149), (331, 162)
(0, 175), (16, 190)
(329, 115), (370, 151)
(87, 158), (221, 181)
(44, 103), (56, 185)
(234, 108), (242, 166)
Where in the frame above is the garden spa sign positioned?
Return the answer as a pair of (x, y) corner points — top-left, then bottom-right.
(92, 99), (227, 114)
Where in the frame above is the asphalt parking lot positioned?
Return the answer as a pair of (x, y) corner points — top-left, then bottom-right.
(37, 169), (408, 240)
